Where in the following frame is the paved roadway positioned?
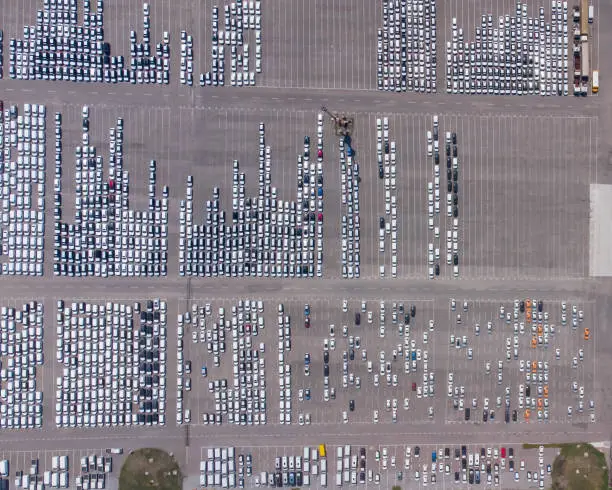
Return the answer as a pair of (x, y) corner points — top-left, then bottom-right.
(0, 79), (602, 116)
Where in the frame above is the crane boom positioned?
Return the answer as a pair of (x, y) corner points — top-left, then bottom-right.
(320, 106), (354, 137)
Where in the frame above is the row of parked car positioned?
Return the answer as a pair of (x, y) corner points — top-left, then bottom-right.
(378, 0), (437, 93)
(130, 2), (171, 85)
(54, 300), (167, 428)
(7, 0), (173, 84)
(179, 119), (324, 278)
(201, 1), (262, 87)
(447, 2), (571, 96)
(177, 300), (268, 427)
(53, 107), (169, 277)
(339, 135), (360, 278)
(0, 302), (44, 429)
(200, 447), (253, 488)
(0, 103), (46, 276)
(426, 117), (460, 278)
(376, 117), (398, 278)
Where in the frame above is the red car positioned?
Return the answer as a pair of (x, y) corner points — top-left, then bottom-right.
(501, 447), (506, 459)
(317, 149), (323, 159)
(109, 179), (115, 190)
(304, 317), (310, 328)
(318, 213), (323, 222)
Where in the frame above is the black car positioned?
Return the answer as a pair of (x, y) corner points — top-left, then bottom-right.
(415, 446), (420, 457)
(410, 305), (416, 317)
(465, 408), (470, 420)
(452, 132), (457, 144)
(324, 364), (329, 376)
(455, 448), (460, 460)
(323, 351), (329, 364)
(455, 471), (460, 482)
(349, 400), (355, 411)
(537, 300), (543, 312)
(519, 300), (525, 312)
(480, 447), (486, 457)
(526, 385), (531, 397)
(461, 446), (467, 457)
(379, 217), (385, 229)
(435, 264), (440, 275)
(483, 410), (488, 422)
(378, 166), (384, 178)
(444, 447), (450, 459)
(447, 181), (453, 192)
(355, 312), (361, 325)
(349, 348), (355, 360)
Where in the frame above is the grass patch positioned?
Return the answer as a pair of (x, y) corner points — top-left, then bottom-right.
(119, 448), (182, 490)
(550, 443), (608, 490)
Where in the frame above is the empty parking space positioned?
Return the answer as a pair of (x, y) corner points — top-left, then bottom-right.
(343, 110), (592, 280)
(444, 298), (596, 426)
(445, 112), (593, 280)
(258, 0), (378, 90)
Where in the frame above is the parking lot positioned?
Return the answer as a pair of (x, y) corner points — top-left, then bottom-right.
(0, 0), (609, 487)
(0, 448), (119, 490)
(180, 297), (442, 428)
(353, 111), (594, 280)
(197, 442), (559, 489)
(444, 298), (596, 426)
(0, 299), (45, 430)
(3, 102), (588, 282)
(51, 298), (169, 428)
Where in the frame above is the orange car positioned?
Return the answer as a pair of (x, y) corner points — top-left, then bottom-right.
(543, 386), (549, 397)
(526, 310), (532, 322)
(537, 398), (543, 409)
(584, 328), (590, 340)
(531, 361), (537, 372)
(537, 325), (543, 335)
(526, 299), (532, 309)
(525, 409), (531, 419)
(531, 337), (537, 348)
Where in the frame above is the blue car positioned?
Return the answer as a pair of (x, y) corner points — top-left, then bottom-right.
(201, 365), (207, 377)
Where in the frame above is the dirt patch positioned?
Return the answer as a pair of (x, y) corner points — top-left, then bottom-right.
(119, 448), (182, 490)
(551, 443), (608, 490)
